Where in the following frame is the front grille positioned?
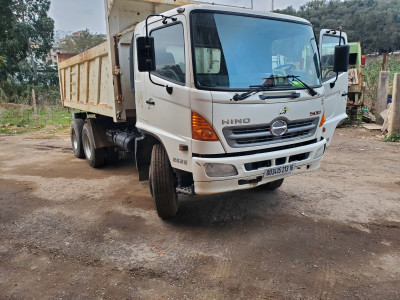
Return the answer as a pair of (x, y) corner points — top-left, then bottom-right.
(223, 117), (319, 148)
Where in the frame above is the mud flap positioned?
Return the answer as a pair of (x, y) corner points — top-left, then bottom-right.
(135, 135), (151, 181)
(85, 118), (114, 149)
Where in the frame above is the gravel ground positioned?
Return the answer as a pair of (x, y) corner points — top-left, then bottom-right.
(0, 127), (399, 299)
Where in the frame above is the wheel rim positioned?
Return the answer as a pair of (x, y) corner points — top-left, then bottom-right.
(71, 129), (78, 151)
(82, 131), (92, 160)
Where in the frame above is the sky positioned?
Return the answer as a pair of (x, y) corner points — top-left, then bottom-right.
(49, 0), (310, 35)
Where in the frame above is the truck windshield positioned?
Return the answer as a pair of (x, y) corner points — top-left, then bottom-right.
(191, 11), (321, 90)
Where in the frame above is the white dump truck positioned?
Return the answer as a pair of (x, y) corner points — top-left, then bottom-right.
(58, 0), (350, 218)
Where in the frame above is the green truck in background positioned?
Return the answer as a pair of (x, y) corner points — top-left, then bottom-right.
(347, 42), (364, 123)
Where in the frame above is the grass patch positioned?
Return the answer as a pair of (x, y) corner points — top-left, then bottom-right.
(0, 103), (72, 134)
(382, 132), (400, 142)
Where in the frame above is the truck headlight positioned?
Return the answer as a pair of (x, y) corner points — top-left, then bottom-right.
(314, 145), (325, 159)
(205, 163), (238, 177)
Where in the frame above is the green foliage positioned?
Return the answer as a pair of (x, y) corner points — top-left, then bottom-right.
(0, 55), (5, 69)
(16, 59), (59, 86)
(362, 59), (381, 107)
(59, 29), (107, 54)
(386, 57), (400, 85)
(0, 0), (54, 81)
(362, 56), (400, 106)
(276, 0), (400, 54)
(0, 103), (71, 134)
(382, 132), (400, 142)
(0, 81), (60, 106)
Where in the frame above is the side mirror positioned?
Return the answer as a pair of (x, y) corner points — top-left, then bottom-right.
(137, 36), (156, 72)
(333, 44), (350, 73)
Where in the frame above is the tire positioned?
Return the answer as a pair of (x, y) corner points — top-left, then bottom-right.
(149, 144), (178, 219)
(106, 147), (119, 164)
(82, 123), (105, 168)
(260, 178), (284, 190)
(70, 119), (85, 158)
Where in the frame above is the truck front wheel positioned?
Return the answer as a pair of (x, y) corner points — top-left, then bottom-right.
(82, 123), (105, 168)
(149, 144), (178, 219)
(260, 178), (284, 190)
(70, 119), (85, 158)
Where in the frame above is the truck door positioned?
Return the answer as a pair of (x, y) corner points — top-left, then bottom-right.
(319, 29), (348, 146)
(138, 15), (192, 163)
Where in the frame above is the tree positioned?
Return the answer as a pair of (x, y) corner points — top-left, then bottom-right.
(299, 0), (327, 11)
(275, 0), (400, 54)
(0, 0), (54, 81)
(58, 29), (107, 54)
(17, 59), (58, 86)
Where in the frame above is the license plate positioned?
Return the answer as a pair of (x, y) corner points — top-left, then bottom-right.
(264, 163), (296, 177)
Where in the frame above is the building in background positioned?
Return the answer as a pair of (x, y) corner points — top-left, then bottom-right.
(46, 30), (88, 66)
(46, 44), (61, 65)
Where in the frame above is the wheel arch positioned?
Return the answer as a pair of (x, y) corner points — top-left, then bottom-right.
(72, 111), (87, 120)
(135, 130), (169, 181)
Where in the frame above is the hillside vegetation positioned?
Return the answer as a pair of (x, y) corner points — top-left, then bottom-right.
(276, 0), (400, 54)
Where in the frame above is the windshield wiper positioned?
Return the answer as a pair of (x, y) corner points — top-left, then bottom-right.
(285, 75), (318, 96)
(231, 85), (274, 101)
(231, 75), (318, 101)
(259, 75), (318, 96)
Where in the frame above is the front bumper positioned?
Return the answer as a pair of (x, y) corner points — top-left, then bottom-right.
(192, 138), (326, 195)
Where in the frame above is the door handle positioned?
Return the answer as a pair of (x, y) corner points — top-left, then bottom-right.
(342, 92), (348, 97)
(146, 99), (155, 105)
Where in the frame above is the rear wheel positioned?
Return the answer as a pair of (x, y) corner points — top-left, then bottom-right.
(82, 123), (105, 168)
(149, 144), (178, 219)
(260, 178), (284, 190)
(70, 119), (85, 158)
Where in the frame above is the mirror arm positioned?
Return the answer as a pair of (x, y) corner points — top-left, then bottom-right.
(338, 26), (343, 46)
(330, 26), (344, 88)
(145, 14), (160, 37)
(330, 73), (338, 88)
(148, 72), (173, 95)
(145, 14), (177, 37)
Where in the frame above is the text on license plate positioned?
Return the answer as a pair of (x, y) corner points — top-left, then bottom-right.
(264, 163), (296, 177)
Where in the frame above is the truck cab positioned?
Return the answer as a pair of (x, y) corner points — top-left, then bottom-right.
(133, 5), (349, 213)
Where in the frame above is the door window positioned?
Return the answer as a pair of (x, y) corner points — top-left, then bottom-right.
(151, 24), (185, 85)
(320, 35), (345, 81)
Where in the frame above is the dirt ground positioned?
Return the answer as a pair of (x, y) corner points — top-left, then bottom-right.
(0, 127), (399, 299)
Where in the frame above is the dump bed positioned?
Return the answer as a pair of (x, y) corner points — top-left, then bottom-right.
(58, 0), (197, 122)
(58, 42), (114, 117)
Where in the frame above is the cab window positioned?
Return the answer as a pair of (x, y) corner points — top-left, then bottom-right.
(151, 24), (185, 85)
(321, 35), (345, 81)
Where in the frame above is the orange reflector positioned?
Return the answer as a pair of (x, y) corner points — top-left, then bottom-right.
(319, 110), (326, 127)
(322, 127), (326, 132)
(192, 111), (219, 141)
(179, 144), (188, 151)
